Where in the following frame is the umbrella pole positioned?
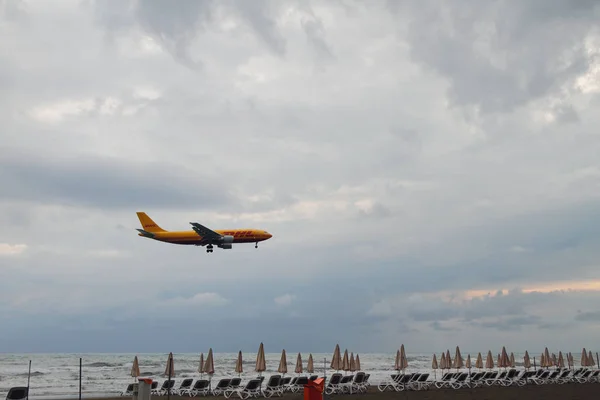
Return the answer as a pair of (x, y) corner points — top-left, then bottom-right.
(79, 358), (82, 400)
(167, 364), (171, 400)
(27, 360), (31, 400)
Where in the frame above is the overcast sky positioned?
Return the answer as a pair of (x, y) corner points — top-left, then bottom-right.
(1, 0), (600, 355)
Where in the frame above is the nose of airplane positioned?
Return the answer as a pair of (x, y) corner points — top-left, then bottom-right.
(265, 231), (272, 239)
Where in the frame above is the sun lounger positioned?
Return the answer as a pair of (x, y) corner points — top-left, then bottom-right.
(5, 387), (28, 400)
(434, 372), (458, 389)
(324, 373), (343, 395)
(225, 379), (262, 400)
(156, 379), (175, 395)
(177, 378), (194, 395)
(262, 375), (283, 397)
(189, 380), (210, 397)
(288, 376), (309, 393)
(450, 372), (470, 389)
(392, 373), (414, 392)
(351, 372), (368, 393)
(120, 383), (134, 396)
(212, 378), (232, 396)
(408, 373), (431, 390)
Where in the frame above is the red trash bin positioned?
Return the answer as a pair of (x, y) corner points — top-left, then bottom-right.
(304, 378), (324, 400)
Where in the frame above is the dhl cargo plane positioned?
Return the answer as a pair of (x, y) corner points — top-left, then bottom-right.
(135, 212), (272, 253)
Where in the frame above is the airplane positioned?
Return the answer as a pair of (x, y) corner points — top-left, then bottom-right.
(135, 212), (272, 253)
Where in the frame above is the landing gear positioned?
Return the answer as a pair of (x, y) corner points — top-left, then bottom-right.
(255, 242), (258, 249)
(207, 244), (213, 253)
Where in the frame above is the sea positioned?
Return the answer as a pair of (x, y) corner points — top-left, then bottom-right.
(0, 351), (593, 399)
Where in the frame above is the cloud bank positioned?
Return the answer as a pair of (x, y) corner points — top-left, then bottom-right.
(1, 0), (600, 353)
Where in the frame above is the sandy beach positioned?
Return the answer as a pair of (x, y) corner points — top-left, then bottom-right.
(75, 382), (599, 400)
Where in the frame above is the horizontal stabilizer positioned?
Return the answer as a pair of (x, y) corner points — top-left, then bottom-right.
(136, 229), (155, 238)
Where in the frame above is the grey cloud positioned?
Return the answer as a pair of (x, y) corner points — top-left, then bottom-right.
(389, 0), (599, 113)
(233, 0), (285, 55)
(430, 321), (458, 332)
(471, 315), (542, 332)
(0, 150), (234, 210)
(574, 311), (600, 322)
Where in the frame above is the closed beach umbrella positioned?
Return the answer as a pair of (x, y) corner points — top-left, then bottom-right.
(509, 352), (515, 368)
(552, 353), (558, 368)
(131, 356), (140, 379)
(475, 352), (483, 369)
(394, 350), (401, 371)
(497, 353), (501, 368)
(540, 352), (546, 368)
(440, 353), (446, 371)
(588, 350), (594, 367)
(485, 351), (494, 369)
(330, 344), (342, 371)
(558, 352), (565, 368)
(307, 354), (314, 373)
(453, 346), (464, 370)
(523, 351), (531, 370)
(278, 349), (288, 375)
(164, 352), (175, 377)
(431, 354), (438, 378)
(567, 352), (573, 369)
(256, 343), (266, 375)
(235, 351), (243, 376)
(466, 354), (471, 369)
(355, 354), (361, 371)
(198, 353), (205, 375)
(295, 353), (303, 374)
(349, 353), (356, 372)
(500, 347), (509, 369)
(204, 348), (215, 375)
(544, 348), (551, 368)
(400, 345), (409, 371)
(342, 349), (350, 372)
(580, 348), (588, 367)
(445, 350), (451, 370)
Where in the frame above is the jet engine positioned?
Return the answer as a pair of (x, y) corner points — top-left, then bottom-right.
(221, 235), (234, 243)
(218, 243), (232, 249)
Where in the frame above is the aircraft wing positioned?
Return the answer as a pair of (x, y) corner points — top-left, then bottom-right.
(189, 222), (223, 241)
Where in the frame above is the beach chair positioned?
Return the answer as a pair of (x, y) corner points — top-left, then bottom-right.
(338, 375), (354, 393)
(377, 374), (399, 392)
(149, 381), (159, 394)
(177, 378), (194, 395)
(515, 370), (535, 386)
(120, 383), (135, 396)
(226, 379), (262, 399)
(157, 379), (175, 395)
(212, 378), (232, 396)
(262, 375), (282, 397)
(308, 375), (318, 381)
(450, 372), (469, 389)
(553, 369), (572, 384)
(5, 387), (28, 400)
(289, 376), (309, 393)
(498, 369), (519, 386)
(575, 369), (593, 383)
(393, 373), (415, 391)
(530, 369), (551, 384)
(229, 378), (243, 391)
(364, 374), (371, 388)
(434, 372), (456, 389)
(190, 379), (210, 397)
(324, 373), (343, 395)
(351, 372), (368, 393)
(409, 373), (430, 390)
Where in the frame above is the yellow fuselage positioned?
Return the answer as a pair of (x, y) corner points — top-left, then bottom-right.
(139, 229), (272, 245)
